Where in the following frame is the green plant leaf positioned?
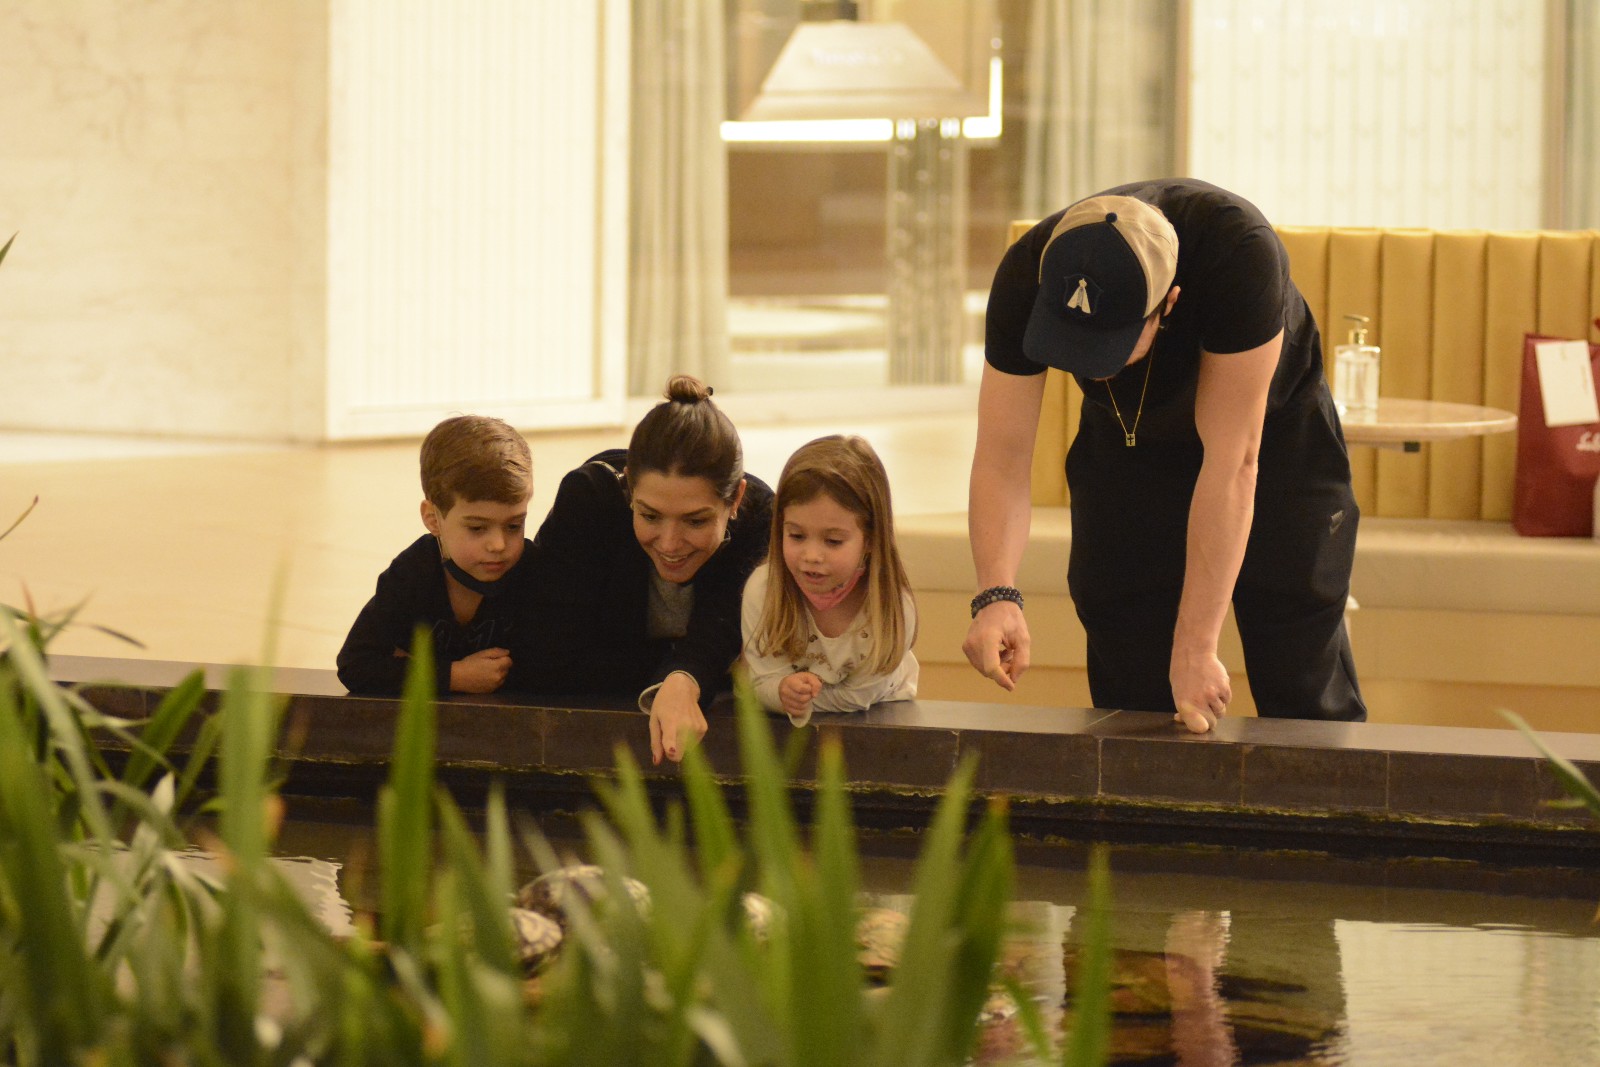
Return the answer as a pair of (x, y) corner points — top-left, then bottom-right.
(1062, 844), (1113, 1067)
(787, 734), (863, 1067)
(379, 626), (438, 951)
(0, 493), (37, 542)
(436, 788), (520, 977)
(871, 755), (977, 1067)
(0, 674), (106, 1059)
(732, 673), (802, 905)
(209, 664), (284, 1066)
(0, 608), (120, 847)
(1502, 710), (1600, 818)
(681, 737), (740, 890)
(484, 781), (515, 910)
(941, 797), (1015, 1064)
(115, 669), (207, 803)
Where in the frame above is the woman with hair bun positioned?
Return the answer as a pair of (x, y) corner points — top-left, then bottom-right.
(519, 375), (773, 764)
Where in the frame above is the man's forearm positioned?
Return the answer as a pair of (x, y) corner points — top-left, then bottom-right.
(968, 474), (1034, 589)
(1174, 458), (1257, 653)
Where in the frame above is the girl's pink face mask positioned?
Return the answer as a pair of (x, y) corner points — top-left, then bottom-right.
(800, 563), (866, 612)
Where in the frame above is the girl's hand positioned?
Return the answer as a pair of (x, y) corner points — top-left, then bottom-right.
(649, 672), (707, 765)
(450, 648), (512, 693)
(778, 672), (821, 718)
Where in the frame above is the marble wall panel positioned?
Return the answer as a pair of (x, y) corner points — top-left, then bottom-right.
(0, 1), (320, 439)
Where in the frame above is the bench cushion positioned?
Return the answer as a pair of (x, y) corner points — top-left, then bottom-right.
(899, 510), (1600, 617)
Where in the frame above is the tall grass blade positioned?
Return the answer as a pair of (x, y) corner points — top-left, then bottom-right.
(871, 755), (978, 1067)
(0, 609), (118, 846)
(730, 680), (804, 1047)
(0, 493), (37, 543)
(436, 789), (519, 976)
(941, 797), (1014, 1064)
(174, 708), (226, 813)
(484, 781), (514, 909)
(0, 679), (104, 1061)
(792, 735), (862, 1067)
(593, 748), (738, 1065)
(1062, 844), (1113, 1067)
(115, 669), (207, 802)
(639, 741), (784, 1065)
(432, 869), (529, 1067)
(1502, 710), (1600, 817)
(680, 740), (739, 889)
(379, 626), (438, 951)
(209, 663), (282, 1066)
(732, 676), (801, 897)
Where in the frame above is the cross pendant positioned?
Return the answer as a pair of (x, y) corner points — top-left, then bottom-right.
(1124, 433), (1136, 447)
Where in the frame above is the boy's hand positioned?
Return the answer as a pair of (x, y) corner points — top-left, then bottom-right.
(778, 671), (821, 719)
(450, 648), (512, 693)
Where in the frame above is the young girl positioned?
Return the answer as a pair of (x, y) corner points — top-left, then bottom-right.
(742, 435), (918, 726)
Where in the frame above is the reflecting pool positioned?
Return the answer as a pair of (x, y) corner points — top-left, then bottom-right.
(274, 812), (1600, 1066)
(868, 840), (1600, 1066)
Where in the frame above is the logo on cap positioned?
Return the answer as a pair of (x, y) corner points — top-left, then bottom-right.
(1063, 275), (1099, 318)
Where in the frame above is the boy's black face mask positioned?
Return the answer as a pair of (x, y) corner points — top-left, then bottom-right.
(440, 550), (511, 598)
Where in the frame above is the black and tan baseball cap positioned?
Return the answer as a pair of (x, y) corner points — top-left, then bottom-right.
(1022, 195), (1178, 379)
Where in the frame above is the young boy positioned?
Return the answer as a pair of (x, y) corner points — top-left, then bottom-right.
(337, 415), (535, 696)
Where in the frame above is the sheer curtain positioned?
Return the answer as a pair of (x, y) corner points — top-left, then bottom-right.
(1186, 0), (1545, 229)
(628, 0), (730, 396)
(1019, 0), (1178, 219)
(1566, 0), (1600, 229)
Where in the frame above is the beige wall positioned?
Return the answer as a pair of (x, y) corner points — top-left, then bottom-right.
(0, 1), (327, 440)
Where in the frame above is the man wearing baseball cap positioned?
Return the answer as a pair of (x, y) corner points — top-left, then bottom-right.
(962, 178), (1366, 731)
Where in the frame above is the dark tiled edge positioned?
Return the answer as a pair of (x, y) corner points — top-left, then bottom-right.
(1097, 735), (1244, 806)
(962, 729), (1098, 797)
(886, 699), (1113, 735)
(1532, 759), (1600, 827)
(42, 655), (1600, 844)
(1388, 751), (1543, 820)
(283, 695), (402, 762)
(433, 702), (543, 769)
(542, 707), (656, 774)
(1241, 744), (1389, 813)
(810, 722), (960, 790)
(72, 682), (156, 719)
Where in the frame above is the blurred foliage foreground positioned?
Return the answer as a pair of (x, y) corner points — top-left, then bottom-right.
(0, 581), (1116, 1067)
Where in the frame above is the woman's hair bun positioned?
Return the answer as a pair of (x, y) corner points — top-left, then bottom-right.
(664, 374), (712, 404)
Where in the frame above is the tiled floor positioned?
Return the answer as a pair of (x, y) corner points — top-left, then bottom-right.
(0, 409), (977, 673)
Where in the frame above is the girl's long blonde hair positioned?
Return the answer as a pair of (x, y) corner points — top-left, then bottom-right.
(750, 435), (914, 676)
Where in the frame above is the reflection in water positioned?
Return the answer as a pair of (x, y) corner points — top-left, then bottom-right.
(874, 864), (1600, 1066)
(1059, 922), (1339, 1065)
(276, 815), (1600, 1065)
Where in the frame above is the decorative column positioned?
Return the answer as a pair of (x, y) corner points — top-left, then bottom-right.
(886, 117), (969, 385)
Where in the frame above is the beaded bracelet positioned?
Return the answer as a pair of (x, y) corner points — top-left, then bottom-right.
(970, 585), (1024, 618)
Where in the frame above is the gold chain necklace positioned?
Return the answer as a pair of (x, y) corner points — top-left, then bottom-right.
(1104, 345), (1156, 447)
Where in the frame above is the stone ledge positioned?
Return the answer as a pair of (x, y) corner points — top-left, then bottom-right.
(47, 654), (1600, 864)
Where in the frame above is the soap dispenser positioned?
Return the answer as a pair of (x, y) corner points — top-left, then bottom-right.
(1332, 313), (1381, 416)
